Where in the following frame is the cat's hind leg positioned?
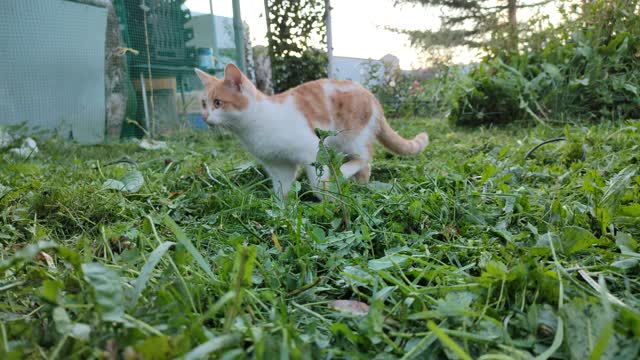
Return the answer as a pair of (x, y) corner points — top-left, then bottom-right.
(342, 142), (373, 183)
(354, 162), (371, 183)
(353, 143), (374, 183)
(305, 164), (330, 200)
(340, 159), (368, 179)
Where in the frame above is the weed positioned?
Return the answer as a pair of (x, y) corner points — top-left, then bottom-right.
(0, 118), (638, 358)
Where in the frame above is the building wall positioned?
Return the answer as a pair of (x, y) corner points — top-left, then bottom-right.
(186, 14), (236, 51)
(333, 56), (384, 87)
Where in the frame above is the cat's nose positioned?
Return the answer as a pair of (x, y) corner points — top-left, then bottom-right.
(202, 111), (209, 120)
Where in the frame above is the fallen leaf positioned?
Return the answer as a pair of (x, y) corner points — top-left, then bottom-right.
(103, 170), (145, 193)
(36, 251), (56, 271)
(10, 137), (38, 158)
(271, 231), (282, 252)
(139, 138), (168, 150)
(329, 300), (369, 316)
(167, 191), (183, 199)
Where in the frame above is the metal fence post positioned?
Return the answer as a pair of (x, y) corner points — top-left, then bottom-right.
(232, 0), (246, 72)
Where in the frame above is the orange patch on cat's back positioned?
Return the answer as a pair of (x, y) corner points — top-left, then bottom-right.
(291, 80), (331, 129)
(328, 82), (374, 131)
(270, 91), (290, 104)
(269, 79), (376, 132)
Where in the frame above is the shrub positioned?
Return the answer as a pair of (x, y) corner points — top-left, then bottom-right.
(362, 60), (462, 119)
(449, 0), (640, 126)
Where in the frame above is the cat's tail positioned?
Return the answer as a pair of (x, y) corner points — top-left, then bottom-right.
(376, 114), (429, 156)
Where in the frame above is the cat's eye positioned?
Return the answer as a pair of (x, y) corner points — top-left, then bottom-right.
(213, 99), (223, 109)
(201, 99), (206, 109)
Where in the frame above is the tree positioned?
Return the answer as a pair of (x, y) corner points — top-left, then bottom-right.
(264, 0), (327, 92)
(392, 0), (550, 58)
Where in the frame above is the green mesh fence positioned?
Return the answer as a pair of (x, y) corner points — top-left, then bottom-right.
(0, 0), (246, 144)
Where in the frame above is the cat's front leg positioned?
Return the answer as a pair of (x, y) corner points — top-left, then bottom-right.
(264, 162), (298, 200)
(305, 164), (330, 200)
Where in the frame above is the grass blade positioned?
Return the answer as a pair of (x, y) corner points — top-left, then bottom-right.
(129, 241), (175, 307)
(401, 332), (437, 360)
(182, 333), (241, 360)
(427, 321), (472, 360)
(589, 321), (613, 360)
(534, 317), (563, 360)
(162, 215), (215, 279)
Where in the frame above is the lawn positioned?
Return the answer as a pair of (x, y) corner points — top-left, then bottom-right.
(1, 117), (639, 359)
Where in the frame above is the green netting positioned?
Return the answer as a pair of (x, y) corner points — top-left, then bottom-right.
(0, 0), (108, 144)
(115, 0), (197, 139)
(0, 0), (246, 143)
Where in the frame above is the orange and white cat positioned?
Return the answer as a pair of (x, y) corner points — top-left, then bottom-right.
(195, 64), (428, 199)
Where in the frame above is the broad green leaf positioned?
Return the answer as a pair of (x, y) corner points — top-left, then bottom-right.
(481, 163), (497, 182)
(402, 333), (437, 360)
(38, 280), (63, 303)
(619, 203), (640, 217)
(342, 265), (374, 287)
(612, 232), (640, 268)
(133, 336), (174, 359)
(53, 307), (91, 341)
(576, 45), (593, 58)
(623, 83), (638, 96)
(183, 334), (241, 360)
(570, 78), (590, 87)
(372, 286), (397, 302)
(129, 241), (175, 307)
(601, 166), (636, 210)
(615, 232), (638, 255)
(542, 63), (561, 79)
(0, 183), (11, 197)
(163, 215), (215, 279)
(601, 32), (629, 55)
(102, 169), (145, 192)
(119, 170), (145, 192)
(330, 323), (360, 344)
(368, 180), (393, 192)
(435, 292), (474, 316)
(561, 299), (619, 359)
(491, 221), (513, 242)
(102, 179), (126, 191)
(81, 263), (125, 322)
(368, 254), (408, 270)
(561, 226), (601, 254)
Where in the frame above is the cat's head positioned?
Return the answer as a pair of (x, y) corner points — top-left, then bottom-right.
(194, 64), (255, 127)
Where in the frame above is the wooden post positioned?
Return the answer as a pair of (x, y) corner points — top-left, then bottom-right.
(325, 0), (334, 78)
(507, 0), (517, 51)
(263, 0), (275, 87)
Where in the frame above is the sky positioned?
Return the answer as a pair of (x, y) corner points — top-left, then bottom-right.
(184, 0), (561, 69)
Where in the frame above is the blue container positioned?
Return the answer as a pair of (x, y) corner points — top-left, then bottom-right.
(197, 48), (214, 69)
(187, 113), (207, 129)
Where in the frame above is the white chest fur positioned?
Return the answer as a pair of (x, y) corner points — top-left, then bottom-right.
(234, 97), (319, 165)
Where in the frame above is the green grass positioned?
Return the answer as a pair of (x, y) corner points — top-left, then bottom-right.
(1, 117), (639, 359)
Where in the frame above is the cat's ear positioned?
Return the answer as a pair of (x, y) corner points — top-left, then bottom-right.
(224, 63), (243, 91)
(194, 68), (213, 84)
